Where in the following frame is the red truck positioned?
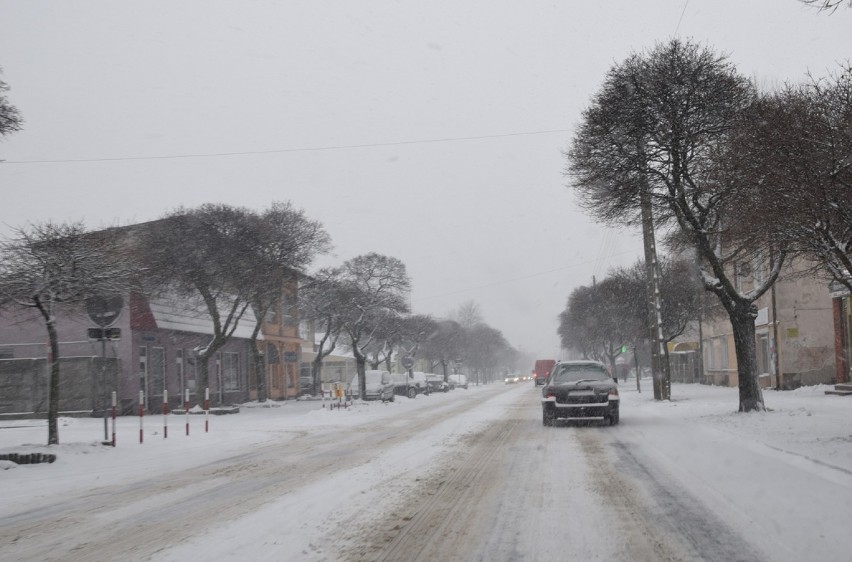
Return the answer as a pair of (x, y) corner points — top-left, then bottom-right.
(533, 359), (556, 386)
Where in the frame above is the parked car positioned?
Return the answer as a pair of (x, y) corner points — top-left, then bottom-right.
(448, 374), (468, 389)
(533, 359), (556, 386)
(350, 370), (395, 402)
(425, 373), (449, 393)
(541, 360), (619, 426)
(299, 375), (315, 396)
(391, 373), (418, 399)
(410, 371), (430, 394)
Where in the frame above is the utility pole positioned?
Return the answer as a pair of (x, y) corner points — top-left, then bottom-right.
(639, 182), (668, 400)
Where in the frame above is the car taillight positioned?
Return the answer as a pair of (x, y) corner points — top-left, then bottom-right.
(608, 388), (619, 398)
(545, 391), (555, 398)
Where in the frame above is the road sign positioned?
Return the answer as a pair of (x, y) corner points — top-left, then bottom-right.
(87, 327), (122, 341)
(86, 295), (124, 327)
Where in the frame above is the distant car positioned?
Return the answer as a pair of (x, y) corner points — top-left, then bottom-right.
(541, 361), (619, 426)
(504, 373), (522, 384)
(350, 370), (395, 402)
(448, 374), (468, 389)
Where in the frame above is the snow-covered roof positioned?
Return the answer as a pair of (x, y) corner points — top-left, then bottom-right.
(148, 297), (261, 340)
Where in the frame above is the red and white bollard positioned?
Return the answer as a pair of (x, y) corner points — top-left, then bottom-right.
(204, 388), (210, 433)
(163, 389), (169, 439)
(184, 388), (190, 436)
(138, 390), (144, 444)
(111, 391), (117, 447)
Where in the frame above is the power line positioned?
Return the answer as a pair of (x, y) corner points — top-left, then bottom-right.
(2, 128), (573, 165)
(674, 0), (690, 36)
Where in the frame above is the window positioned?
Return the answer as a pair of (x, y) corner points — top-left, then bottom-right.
(281, 290), (298, 327)
(149, 347), (165, 396)
(708, 337), (728, 370)
(299, 319), (312, 341)
(718, 337), (729, 370)
(139, 346), (148, 394)
(185, 348), (197, 393)
(176, 349), (185, 395)
(757, 332), (770, 375)
(223, 352), (240, 391)
(552, 362), (609, 382)
(266, 343), (279, 364)
(264, 307), (277, 324)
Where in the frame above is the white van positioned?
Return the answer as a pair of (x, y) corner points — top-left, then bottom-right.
(448, 374), (468, 389)
(350, 370), (395, 401)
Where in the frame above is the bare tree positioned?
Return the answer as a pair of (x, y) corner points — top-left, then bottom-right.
(0, 66), (23, 140)
(568, 39), (782, 412)
(138, 205), (259, 405)
(337, 253), (411, 399)
(799, 0), (852, 12)
(241, 202), (330, 402)
(464, 323), (508, 384)
(421, 319), (465, 381)
(724, 66), (852, 294)
(451, 300), (484, 329)
(395, 314), (438, 374)
(299, 268), (347, 395)
(0, 222), (140, 444)
(558, 278), (644, 371)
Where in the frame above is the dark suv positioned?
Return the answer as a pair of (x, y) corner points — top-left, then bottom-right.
(541, 361), (619, 426)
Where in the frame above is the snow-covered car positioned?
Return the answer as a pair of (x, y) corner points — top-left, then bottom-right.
(541, 361), (619, 426)
(391, 372), (418, 399)
(424, 373), (449, 393)
(410, 371), (430, 394)
(448, 374), (468, 389)
(350, 370), (395, 402)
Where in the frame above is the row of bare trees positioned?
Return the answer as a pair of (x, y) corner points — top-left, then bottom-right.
(566, 39), (851, 412)
(558, 259), (713, 378)
(0, 206), (521, 445)
(301, 275), (523, 395)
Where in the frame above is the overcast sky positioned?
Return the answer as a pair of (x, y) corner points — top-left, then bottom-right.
(0, 1), (849, 359)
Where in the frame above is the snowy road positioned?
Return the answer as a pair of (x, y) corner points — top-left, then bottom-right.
(340, 389), (761, 562)
(2, 382), (851, 561)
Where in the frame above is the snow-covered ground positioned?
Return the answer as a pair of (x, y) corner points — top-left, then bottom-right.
(1, 381), (851, 561)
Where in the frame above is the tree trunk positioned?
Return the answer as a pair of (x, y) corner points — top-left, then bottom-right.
(47, 321), (60, 445)
(355, 354), (367, 400)
(730, 307), (765, 412)
(311, 355), (324, 396)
